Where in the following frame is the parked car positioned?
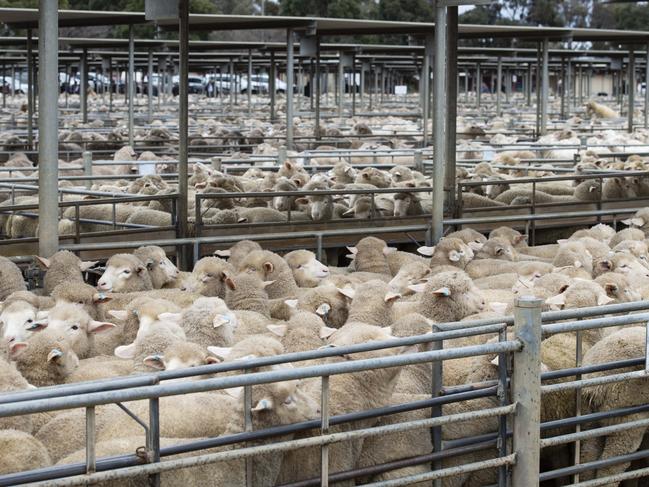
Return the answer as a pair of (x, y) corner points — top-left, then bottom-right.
(239, 74), (288, 94)
(172, 75), (205, 96)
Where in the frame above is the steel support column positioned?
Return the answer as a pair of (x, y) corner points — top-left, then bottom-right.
(128, 25), (135, 147)
(629, 49), (635, 133)
(645, 44), (649, 129)
(476, 62), (481, 109)
(526, 62), (532, 107)
(496, 56), (502, 116)
(247, 49), (252, 117)
(147, 50), (153, 124)
(432, 2), (447, 244)
(286, 28), (295, 150)
(337, 51), (344, 117)
(38, 0), (59, 257)
(540, 38), (549, 135)
(80, 48), (88, 124)
(27, 29), (34, 149)
(178, 0), (190, 269)
(269, 52), (276, 122)
(315, 37), (321, 140)
(422, 35), (432, 147)
(445, 6), (458, 218)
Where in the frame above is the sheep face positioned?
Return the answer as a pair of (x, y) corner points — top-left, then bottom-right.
(0, 301), (47, 344)
(249, 379), (321, 429)
(388, 262), (431, 296)
(476, 238), (517, 261)
(284, 251), (330, 288)
(97, 255), (148, 292)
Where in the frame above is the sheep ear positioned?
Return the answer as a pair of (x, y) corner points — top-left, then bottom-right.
(513, 234), (528, 245)
(284, 299), (298, 309)
(319, 326), (337, 339)
(346, 246), (358, 255)
(79, 260), (99, 272)
(490, 302), (508, 315)
(252, 398), (273, 412)
(337, 287), (355, 299)
(135, 265), (146, 275)
(214, 249), (231, 257)
(143, 354), (166, 370)
(158, 312), (182, 324)
(93, 293), (112, 304)
(604, 282), (618, 294)
(294, 197), (309, 205)
(224, 277), (236, 290)
(9, 342), (28, 358)
(237, 218), (248, 223)
(557, 239), (569, 245)
(432, 287), (451, 297)
(263, 262), (274, 273)
(47, 348), (64, 363)
(207, 346), (231, 360)
(408, 283), (427, 294)
(384, 291), (401, 303)
(383, 246), (397, 256)
(343, 208), (355, 216)
(495, 247), (505, 256)
(205, 356), (220, 364)
(292, 178), (303, 187)
(34, 256), (51, 269)
(597, 260), (612, 271)
(213, 314), (233, 328)
(545, 293), (566, 306)
(262, 280), (275, 289)
(417, 246), (435, 256)
(108, 310), (128, 321)
(598, 294), (615, 306)
(267, 324), (288, 337)
(622, 217), (644, 227)
(448, 251), (461, 262)
(315, 303), (331, 317)
(115, 343), (136, 359)
(490, 355), (500, 366)
(284, 161), (293, 171)
(88, 320), (117, 334)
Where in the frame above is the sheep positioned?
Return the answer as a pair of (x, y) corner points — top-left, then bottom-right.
(346, 236), (393, 275)
(387, 260), (432, 297)
(446, 228), (488, 251)
(61, 203), (137, 232)
(0, 299), (49, 344)
(552, 240), (593, 275)
(33, 250), (97, 295)
(577, 327), (649, 483)
(622, 207), (649, 235)
(0, 256), (27, 300)
(283, 249), (330, 287)
(331, 161), (357, 184)
(594, 272), (641, 303)
(392, 191), (426, 217)
(161, 296), (236, 348)
(133, 245), (179, 289)
(418, 237), (474, 270)
(50, 281), (111, 320)
(385, 250), (429, 277)
(354, 167), (391, 188)
(585, 100), (619, 119)
(142, 340), (220, 373)
(0, 430), (51, 475)
(97, 253), (152, 293)
(223, 272), (272, 318)
(213, 239), (262, 268)
(3, 290), (54, 310)
(65, 355), (135, 383)
(36, 303), (116, 359)
(278, 322), (405, 484)
(346, 279), (399, 326)
(236, 250), (300, 299)
(265, 310), (327, 354)
(181, 256), (235, 298)
(608, 227), (646, 249)
(0, 356), (37, 432)
(570, 223), (616, 243)
(10, 329), (79, 386)
(397, 270), (486, 322)
(287, 283), (350, 328)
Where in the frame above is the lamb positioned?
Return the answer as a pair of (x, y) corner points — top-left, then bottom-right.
(488, 226), (559, 259)
(50, 281), (110, 320)
(622, 207), (649, 235)
(570, 223), (616, 243)
(346, 236), (393, 275)
(265, 310), (328, 354)
(354, 167), (391, 187)
(126, 208), (172, 226)
(142, 340), (220, 373)
(603, 176), (637, 200)
(386, 250), (429, 276)
(36, 303), (116, 359)
(213, 239), (262, 268)
(223, 272), (271, 317)
(418, 237), (474, 270)
(97, 253), (153, 293)
(392, 191), (426, 217)
(61, 203), (137, 232)
(133, 245), (179, 289)
(585, 100), (619, 119)
(34, 250), (97, 295)
(387, 260), (432, 297)
(283, 249), (330, 287)
(0, 256), (27, 300)
(0, 430), (51, 475)
(181, 256), (235, 298)
(331, 161), (357, 184)
(594, 272), (641, 303)
(346, 279), (398, 326)
(10, 329), (79, 386)
(0, 356), (37, 432)
(552, 240), (593, 275)
(287, 283), (350, 328)
(65, 355), (135, 383)
(236, 250), (300, 299)
(446, 228), (487, 251)
(573, 180), (603, 201)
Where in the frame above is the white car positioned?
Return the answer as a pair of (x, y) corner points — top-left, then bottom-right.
(240, 74), (288, 94)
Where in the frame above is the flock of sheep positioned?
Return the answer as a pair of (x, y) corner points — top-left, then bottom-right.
(0, 204), (649, 484)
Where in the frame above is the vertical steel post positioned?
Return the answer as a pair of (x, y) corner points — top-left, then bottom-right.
(108, 56), (113, 113)
(445, 6), (458, 216)
(38, 0), (59, 257)
(27, 29), (34, 149)
(80, 48), (88, 124)
(527, 62), (532, 107)
(320, 376), (330, 486)
(464, 67), (469, 103)
(578, 65), (583, 105)
(82, 151), (92, 190)
(540, 37), (549, 135)
(148, 398), (161, 487)
(369, 62), (374, 111)
(422, 35), (432, 147)
(286, 28), (295, 150)
(351, 54), (356, 116)
(147, 49), (153, 124)
(178, 0), (190, 269)
(270, 51), (276, 122)
(560, 59), (566, 119)
(496, 56), (502, 116)
(432, 1), (447, 244)
(645, 44), (649, 129)
(359, 61), (364, 108)
(315, 37), (321, 140)
(128, 25), (135, 147)
(85, 407), (96, 475)
(338, 51), (344, 117)
(511, 296), (542, 487)
(566, 59), (571, 117)
(1, 59), (5, 108)
(476, 62), (481, 109)
(629, 48), (635, 133)
(247, 49), (252, 117)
